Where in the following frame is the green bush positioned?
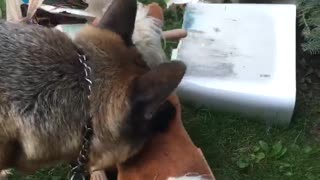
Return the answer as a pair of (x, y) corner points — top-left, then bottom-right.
(298, 0), (320, 55)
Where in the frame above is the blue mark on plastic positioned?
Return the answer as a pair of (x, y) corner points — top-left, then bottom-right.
(22, 0), (29, 4)
(183, 8), (195, 30)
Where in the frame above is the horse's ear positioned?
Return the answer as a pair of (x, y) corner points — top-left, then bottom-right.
(98, 0), (137, 46)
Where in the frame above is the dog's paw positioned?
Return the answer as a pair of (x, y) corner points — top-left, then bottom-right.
(90, 170), (108, 180)
(0, 169), (12, 180)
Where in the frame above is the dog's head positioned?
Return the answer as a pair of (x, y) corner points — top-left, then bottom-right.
(77, 0), (186, 170)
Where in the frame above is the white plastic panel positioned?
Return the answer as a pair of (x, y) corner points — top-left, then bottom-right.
(172, 3), (296, 125)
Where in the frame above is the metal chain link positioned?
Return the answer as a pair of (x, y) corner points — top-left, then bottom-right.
(69, 53), (94, 180)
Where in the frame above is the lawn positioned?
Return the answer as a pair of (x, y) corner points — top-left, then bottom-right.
(2, 0), (320, 180)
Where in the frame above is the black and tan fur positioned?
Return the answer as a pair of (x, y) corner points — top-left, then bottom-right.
(0, 0), (186, 176)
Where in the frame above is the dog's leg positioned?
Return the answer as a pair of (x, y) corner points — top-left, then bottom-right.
(0, 144), (11, 170)
(91, 170), (108, 180)
(0, 142), (16, 180)
(0, 140), (21, 173)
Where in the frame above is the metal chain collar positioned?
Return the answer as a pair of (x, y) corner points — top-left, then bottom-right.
(70, 52), (94, 180)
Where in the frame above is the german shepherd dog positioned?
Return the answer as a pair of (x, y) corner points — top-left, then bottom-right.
(0, 0), (186, 177)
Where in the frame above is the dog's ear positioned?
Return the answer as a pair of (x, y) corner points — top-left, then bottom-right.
(98, 0), (137, 46)
(132, 61), (186, 120)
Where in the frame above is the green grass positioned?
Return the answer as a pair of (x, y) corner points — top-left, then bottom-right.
(0, 0), (5, 19)
(182, 103), (320, 180)
(3, 0), (320, 179)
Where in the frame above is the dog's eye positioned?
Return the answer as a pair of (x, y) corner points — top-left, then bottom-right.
(130, 49), (149, 69)
(133, 58), (149, 69)
(145, 112), (153, 120)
